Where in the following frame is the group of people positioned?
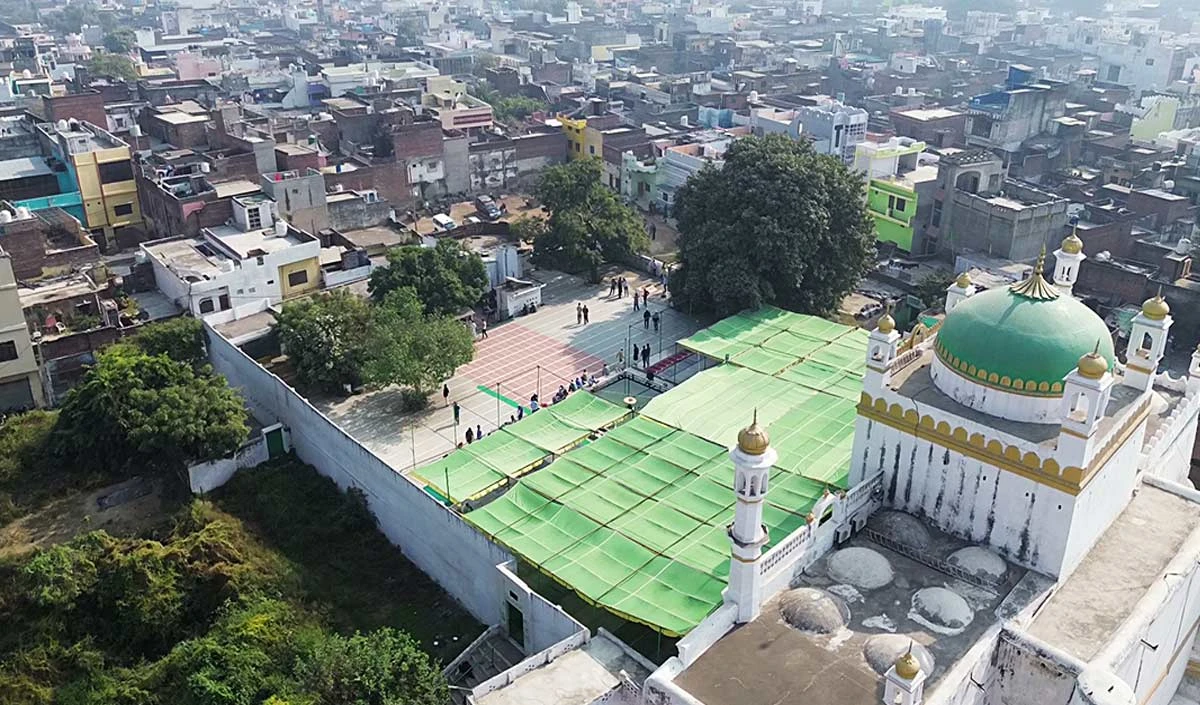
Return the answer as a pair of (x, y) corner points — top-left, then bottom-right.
(576, 302), (591, 325)
(608, 277), (631, 298)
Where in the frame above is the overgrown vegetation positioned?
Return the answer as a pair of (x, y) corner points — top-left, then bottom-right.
(275, 288), (475, 399)
(529, 159), (650, 280)
(88, 53), (138, 82)
(0, 458), (478, 704)
(0, 318), (238, 524)
(671, 134), (876, 317)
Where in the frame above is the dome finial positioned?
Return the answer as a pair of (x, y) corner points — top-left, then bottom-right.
(877, 301), (895, 334)
(895, 641), (921, 680)
(1142, 286), (1169, 321)
(1061, 221), (1084, 255)
(1009, 245), (1060, 301)
(1077, 339), (1108, 379)
(737, 409), (770, 455)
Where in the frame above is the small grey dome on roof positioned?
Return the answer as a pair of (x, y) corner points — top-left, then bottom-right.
(871, 511), (931, 549)
(863, 634), (935, 676)
(779, 588), (849, 634)
(827, 547), (894, 590)
(911, 587), (973, 633)
(947, 546), (1007, 582)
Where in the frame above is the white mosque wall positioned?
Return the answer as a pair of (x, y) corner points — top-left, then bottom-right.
(852, 404), (1076, 576)
(1057, 431), (1142, 577)
(1139, 386), (1200, 486)
(205, 324), (517, 627)
(931, 356), (1063, 424)
(497, 560), (588, 654)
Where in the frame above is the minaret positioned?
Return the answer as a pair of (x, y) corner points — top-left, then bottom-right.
(1053, 225), (1086, 295)
(883, 646), (927, 705)
(1188, 342), (1200, 394)
(1123, 291), (1172, 393)
(863, 308), (901, 397)
(1057, 345), (1114, 463)
(725, 411), (776, 624)
(944, 271), (975, 313)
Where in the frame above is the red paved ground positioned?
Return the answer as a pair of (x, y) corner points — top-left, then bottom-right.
(458, 322), (605, 405)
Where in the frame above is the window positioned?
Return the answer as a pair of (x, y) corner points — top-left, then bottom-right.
(98, 161), (134, 183)
(894, 197), (907, 212)
(1145, 58), (1155, 66)
(287, 270), (309, 287)
(247, 208), (262, 230)
(0, 340), (17, 362)
(589, 145), (595, 155)
(198, 298), (215, 314)
(113, 203), (133, 217)
(256, 256), (265, 266)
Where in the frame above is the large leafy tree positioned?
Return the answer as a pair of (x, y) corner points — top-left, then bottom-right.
(368, 239), (489, 316)
(102, 29), (136, 54)
(274, 290), (373, 392)
(53, 346), (248, 479)
(532, 159), (649, 279)
(362, 289), (475, 396)
(132, 316), (207, 368)
(88, 53), (138, 81)
(671, 134), (876, 317)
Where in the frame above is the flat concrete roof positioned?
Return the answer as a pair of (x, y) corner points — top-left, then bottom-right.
(1027, 481), (1200, 661)
(476, 645), (617, 705)
(894, 107), (964, 121)
(144, 238), (223, 279)
(676, 511), (1038, 705)
(0, 156), (52, 180)
(211, 179), (261, 199)
(154, 111), (209, 125)
(207, 224), (306, 259)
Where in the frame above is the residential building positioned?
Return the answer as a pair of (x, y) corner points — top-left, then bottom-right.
(748, 99), (868, 165)
(926, 149), (1070, 260)
(142, 194), (320, 318)
(421, 76), (494, 133)
(260, 169), (330, 236)
(33, 119), (142, 250)
(965, 65), (1069, 164)
(856, 137), (938, 253)
(889, 107), (967, 149)
(0, 244), (43, 411)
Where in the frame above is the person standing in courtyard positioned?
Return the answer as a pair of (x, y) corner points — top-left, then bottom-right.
(442, 384), (450, 405)
(481, 319), (488, 339)
(582, 304), (590, 324)
(643, 309), (651, 329)
(652, 311), (660, 332)
(633, 290), (640, 311)
(642, 343), (651, 366)
(576, 302), (583, 325)
(631, 344), (640, 366)
(616, 349), (624, 367)
(465, 426), (474, 444)
(476, 424), (482, 440)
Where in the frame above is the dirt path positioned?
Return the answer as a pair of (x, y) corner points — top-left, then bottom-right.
(0, 477), (171, 559)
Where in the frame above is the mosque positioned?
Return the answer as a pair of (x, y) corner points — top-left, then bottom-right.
(639, 232), (1200, 705)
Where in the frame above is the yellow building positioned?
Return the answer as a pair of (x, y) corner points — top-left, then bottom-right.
(0, 248), (43, 411)
(40, 120), (142, 249)
(560, 116), (588, 160)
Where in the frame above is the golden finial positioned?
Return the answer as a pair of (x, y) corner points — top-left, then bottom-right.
(878, 300), (895, 334)
(1009, 245), (1060, 301)
(1077, 339), (1108, 379)
(1061, 221), (1084, 255)
(737, 409), (770, 455)
(895, 642), (921, 680)
(955, 271), (972, 288)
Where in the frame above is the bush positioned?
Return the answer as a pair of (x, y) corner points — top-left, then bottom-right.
(398, 388), (430, 412)
(0, 410), (62, 525)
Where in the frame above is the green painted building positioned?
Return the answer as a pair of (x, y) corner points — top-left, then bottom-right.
(868, 178), (918, 252)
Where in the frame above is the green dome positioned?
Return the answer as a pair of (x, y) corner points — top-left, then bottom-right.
(935, 285), (1114, 397)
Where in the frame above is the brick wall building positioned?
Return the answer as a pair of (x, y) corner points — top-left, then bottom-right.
(42, 91), (107, 131)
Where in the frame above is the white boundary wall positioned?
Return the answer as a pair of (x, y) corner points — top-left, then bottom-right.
(206, 324), (515, 626)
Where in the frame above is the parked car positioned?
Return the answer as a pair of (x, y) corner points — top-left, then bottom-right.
(432, 213), (457, 231)
(475, 195), (502, 221)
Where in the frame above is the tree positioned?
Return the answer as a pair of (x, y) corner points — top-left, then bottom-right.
(132, 317), (207, 368)
(368, 239), (488, 316)
(273, 290), (373, 393)
(671, 134), (876, 317)
(362, 289), (475, 397)
(296, 628), (449, 705)
(53, 346), (248, 479)
(532, 159), (649, 279)
(102, 28), (136, 54)
(88, 53), (138, 82)
(914, 272), (955, 311)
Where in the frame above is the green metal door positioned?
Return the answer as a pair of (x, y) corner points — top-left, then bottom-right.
(265, 427), (285, 458)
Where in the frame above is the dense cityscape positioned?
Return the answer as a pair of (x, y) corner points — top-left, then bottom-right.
(0, 0), (1199, 703)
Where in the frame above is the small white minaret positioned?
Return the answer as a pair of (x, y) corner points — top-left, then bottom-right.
(883, 646), (927, 705)
(1057, 346), (1114, 463)
(1124, 292), (1172, 393)
(724, 411), (776, 624)
(1188, 343), (1200, 394)
(863, 309), (901, 397)
(1053, 226), (1086, 295)
(944, 271), (975, 313)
